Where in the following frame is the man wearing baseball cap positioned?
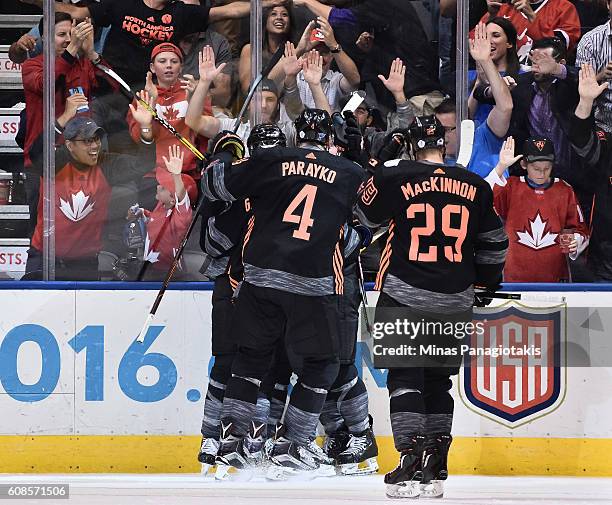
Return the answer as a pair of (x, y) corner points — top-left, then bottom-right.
(24, 101), (157, 281)
(484, 135), (589, 282)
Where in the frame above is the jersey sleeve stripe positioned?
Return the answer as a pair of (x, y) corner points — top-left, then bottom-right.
(375, 220), (395, 290)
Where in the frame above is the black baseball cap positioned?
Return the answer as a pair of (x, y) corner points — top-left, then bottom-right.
(261, 79), (279, 97)
(523, 137), (555, 162)
(63, 117), (105, 141)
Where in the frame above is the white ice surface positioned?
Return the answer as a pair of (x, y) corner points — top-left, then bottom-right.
(1, 474), (611, 505)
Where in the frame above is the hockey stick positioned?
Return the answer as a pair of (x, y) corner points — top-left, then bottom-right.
(135, 46), (285, 343)
(95, 63), (205, 161)
(231, 45), (284, 132)
(456, 119), (475, 168)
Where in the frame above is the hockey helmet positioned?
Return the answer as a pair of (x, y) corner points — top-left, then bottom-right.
(294, 108), (332, 146)
(408, 115), (445, 153)
(247, 123), (287, 152)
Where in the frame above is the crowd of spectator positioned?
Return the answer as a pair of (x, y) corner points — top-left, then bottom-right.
(2, 0), (612, 283)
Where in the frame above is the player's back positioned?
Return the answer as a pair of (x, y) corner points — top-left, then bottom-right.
(226, 146), (364, 296)
(357, 159), (507, 311)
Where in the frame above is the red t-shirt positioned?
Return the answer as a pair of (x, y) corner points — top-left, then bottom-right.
(32, 163), (112, 259)
(492, 175), (588, 282)
(142, 194), (193, 270)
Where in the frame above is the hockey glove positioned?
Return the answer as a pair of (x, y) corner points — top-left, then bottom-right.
(207, 130), (245, 161)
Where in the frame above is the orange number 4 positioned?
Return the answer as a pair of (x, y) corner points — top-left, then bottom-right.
(283, 184), (318, 241)
(406, 203), (469, 262)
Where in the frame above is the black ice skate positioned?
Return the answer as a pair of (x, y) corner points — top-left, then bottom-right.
(243, 421), (267, 465)
(336, 417), (379, 476)
(305, 439), (336, 477)
(420, 434), (452, 498)
(384, 435), (425, 499)
(266, 424), (321, 481)
(322, 429), (350, 460)
(214, 420), (249, 481)
(197, 436), (220, 475)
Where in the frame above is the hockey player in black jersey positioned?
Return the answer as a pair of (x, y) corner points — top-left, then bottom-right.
(355, 115), (508, 498)
(196, 130), (251, 475)
(197, 125), (301, 478)
(202, 109), (364, 480)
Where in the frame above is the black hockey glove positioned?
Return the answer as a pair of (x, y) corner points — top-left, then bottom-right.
(207, 130), (245, 161)
(378, 128), (408, 163)
(343, 111), (363, 162)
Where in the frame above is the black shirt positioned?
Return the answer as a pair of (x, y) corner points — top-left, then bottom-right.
(89, 0), (210, 85)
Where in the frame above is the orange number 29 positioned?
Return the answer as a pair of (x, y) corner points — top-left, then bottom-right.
(406, 203), (469, 262)
(283, 184), (318, 241)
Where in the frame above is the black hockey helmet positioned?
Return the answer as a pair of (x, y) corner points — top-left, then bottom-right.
(294, 108), (332, 146)
(408, 115), (445, 153)
(247, 123), (287, 152)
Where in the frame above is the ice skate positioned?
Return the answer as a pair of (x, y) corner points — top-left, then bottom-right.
(420, 434), (452, 499)
(243, 421), (268, 466)
(322, 429), (350, 460)
(336, 416), (379, 476)
(266, 424), (321, 481)
(384, 435), (425, 499)
(197, 436), (220, 475)
(215, 420), (250, 481)
(306, 439), (336, 477)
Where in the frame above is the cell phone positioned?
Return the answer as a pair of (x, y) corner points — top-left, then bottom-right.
(69, 86), (89, 113)
(342, 90), (366, 115)
(310, 28), (326, 43)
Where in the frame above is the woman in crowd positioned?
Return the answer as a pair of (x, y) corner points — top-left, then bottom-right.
(238, 4), (296, 94)
(468, 17), (520, 123)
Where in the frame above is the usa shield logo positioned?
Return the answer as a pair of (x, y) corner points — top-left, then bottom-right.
(459, 306), (566, 428)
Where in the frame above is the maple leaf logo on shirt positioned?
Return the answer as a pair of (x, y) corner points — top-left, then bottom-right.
(59, 191), (94, 222)
(516, 213), (558, 250)
(143, 234), (160, 263)
(157, 101), (188, 122)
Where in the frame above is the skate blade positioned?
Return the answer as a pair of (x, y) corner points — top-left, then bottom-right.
(214, 463), (254, 482)
(200, 463), (215, 476)
(420, 480), (444, 498)
(266, 463), (319, 482)
(385, 481), (422, 499)
(339, 457), (379, 476)
(316, 464), (337, 477)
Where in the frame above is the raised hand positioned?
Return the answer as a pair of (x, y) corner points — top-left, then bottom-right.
(180, 74), (197, 97)
(144, 71), (158, 102)
(378, 58), (406, 96)
(316, 16), (338, 50)
(283, 42), (302, 78)
(129, 90), (155, 128)
(79, 18), (96, 59)
(296, 20), (316, 55)
(579, 63), (609, 101)
(162, 144), (184, 175)
(469, 23), (491, 63)
(497, 136), (522, 172)
(302, 49), (323, 85)
(530, 49), (561, 76)
(198, 45), (226, 84)
(355, 31), (374, 53)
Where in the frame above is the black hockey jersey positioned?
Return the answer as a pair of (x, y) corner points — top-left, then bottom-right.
(202, 148), (364, 296)
(355, 159), (508, 311)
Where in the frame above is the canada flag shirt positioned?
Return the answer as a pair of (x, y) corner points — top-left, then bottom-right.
(32, 163), (111, 259)
(487, 174), (588, 282)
